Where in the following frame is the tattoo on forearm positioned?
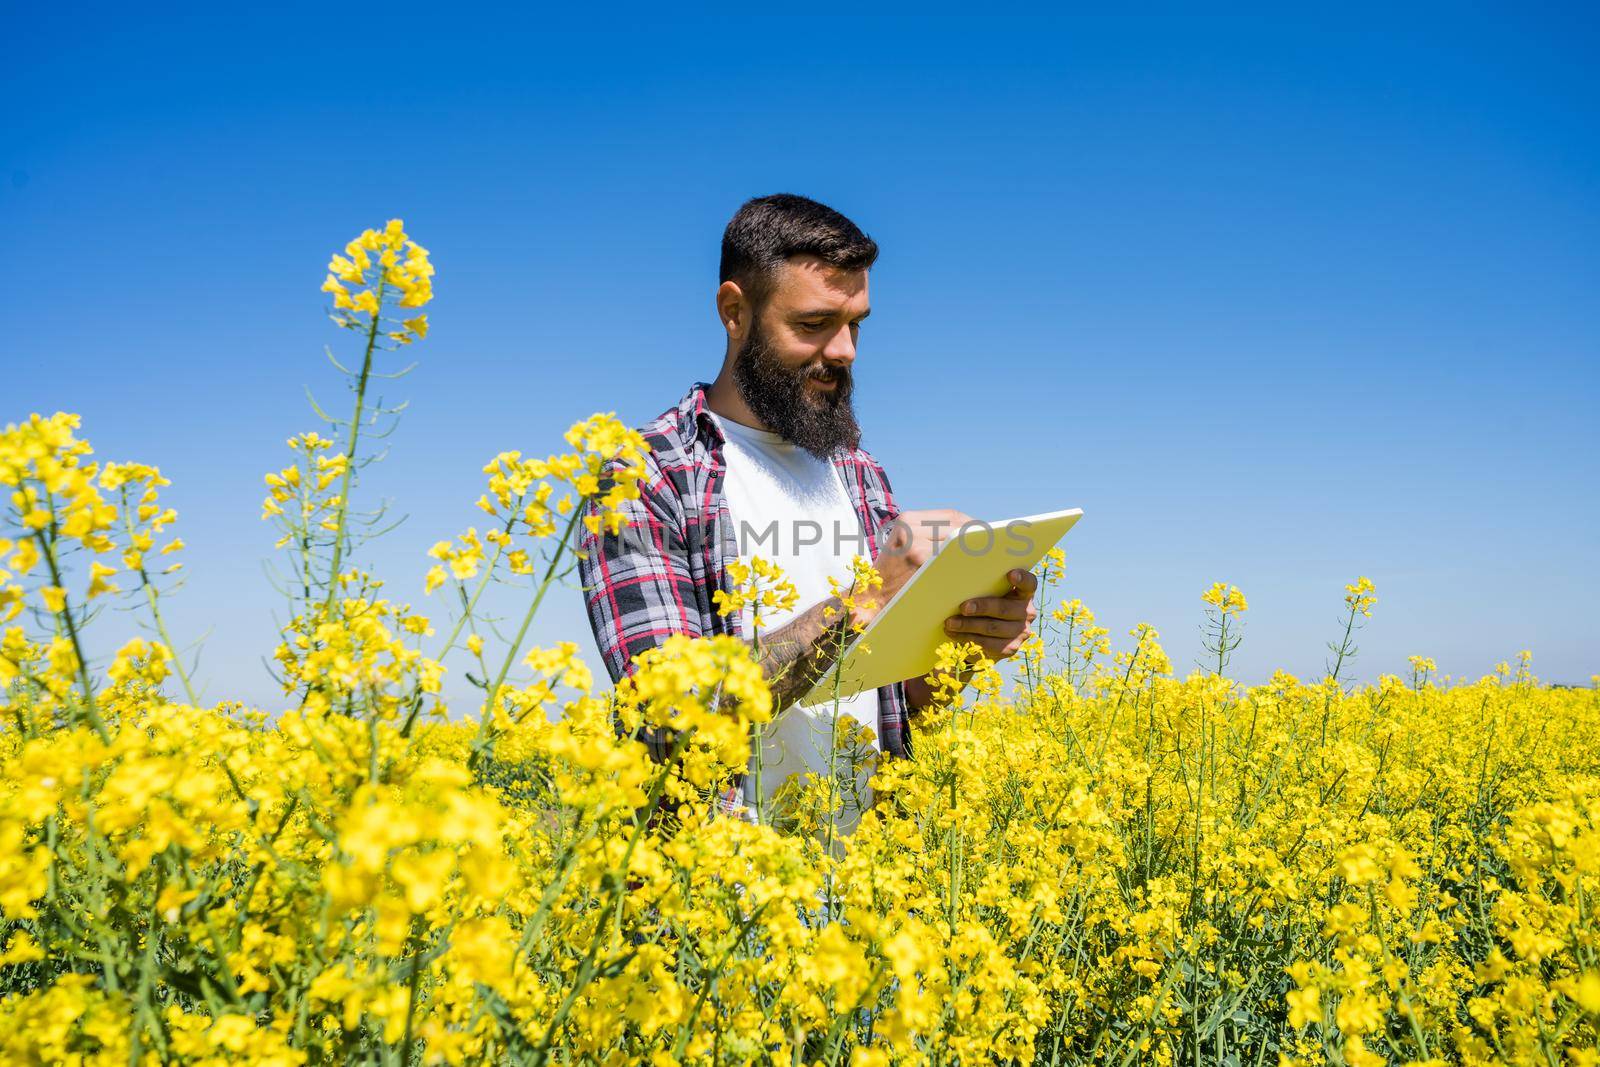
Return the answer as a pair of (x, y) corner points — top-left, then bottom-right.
(751, 596), (856, 709)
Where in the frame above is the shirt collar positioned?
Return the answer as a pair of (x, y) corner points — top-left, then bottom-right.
(676, 381), (725, 449)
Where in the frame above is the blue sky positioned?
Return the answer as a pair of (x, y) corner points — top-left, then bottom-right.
(4, 8), (1596, 707)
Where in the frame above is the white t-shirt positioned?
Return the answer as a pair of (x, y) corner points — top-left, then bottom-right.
(707, 412), (880, 832)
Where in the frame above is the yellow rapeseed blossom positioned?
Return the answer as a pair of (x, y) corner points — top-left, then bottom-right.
(1202, 580), (1249, 615)
(1344, 575), (1378, 616)
(322, 218), (434, 338)
(823, 554), (885, 632)
(713, 556), (800, 631)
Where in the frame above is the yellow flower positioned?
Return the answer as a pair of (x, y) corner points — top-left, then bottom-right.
(715, 556), (799, 630)
(1562, 971), (1600, 1014)
(85, 560), (119, 599)
(423, 565), (447, 594)
(1344, 575), (1377, 616)
(1338, 842), (1383, 885)
(1287, 984), (1321, 1028)
(827, 555), (884, 631)
(8, 536), (40, 575)
(322, 220), (433, 331)
(1201, 581), (1248, 615)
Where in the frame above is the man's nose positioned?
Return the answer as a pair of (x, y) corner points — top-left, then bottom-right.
(822, 325), (856, 366)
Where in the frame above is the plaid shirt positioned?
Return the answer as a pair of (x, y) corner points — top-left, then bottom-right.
(577, 381), (913, 766)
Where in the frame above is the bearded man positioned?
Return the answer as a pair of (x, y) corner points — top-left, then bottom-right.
(577, 193), (1037, 824)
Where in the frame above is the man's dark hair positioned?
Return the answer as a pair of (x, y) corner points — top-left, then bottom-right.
(719, 193), (879, 307)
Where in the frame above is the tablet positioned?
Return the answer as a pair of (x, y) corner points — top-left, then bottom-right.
(799, 508), (1083, 705)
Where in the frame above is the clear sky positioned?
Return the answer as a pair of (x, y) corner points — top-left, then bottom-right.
(5, 8), (1596, 709)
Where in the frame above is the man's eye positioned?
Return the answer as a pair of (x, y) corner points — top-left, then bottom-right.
(799, 321), (827, 331)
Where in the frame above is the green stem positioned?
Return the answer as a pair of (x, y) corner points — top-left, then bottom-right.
(400, 919), (426, 1065)
(471, 507), (583, 763)
(434, 518), (516, 661)
(749, 616), (765, 824)
(322, 280), (385, 609)
(1329, 605), (1356, 685)
(33, 511), (109, 741)
(120, 488), (200, 705)
(397, 512), (518, 735)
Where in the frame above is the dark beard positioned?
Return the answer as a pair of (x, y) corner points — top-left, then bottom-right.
(732, 318), (862, 460)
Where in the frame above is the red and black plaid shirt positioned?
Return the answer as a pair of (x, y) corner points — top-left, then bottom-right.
(577, 381), (913, 762)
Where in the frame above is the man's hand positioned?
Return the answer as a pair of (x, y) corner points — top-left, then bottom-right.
(941, 566), (1038, 662)
(904, 565), (1039, 711)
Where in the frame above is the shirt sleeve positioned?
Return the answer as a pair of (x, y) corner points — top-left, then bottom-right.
(857, 451), (913, 759)
(854, 448), (901, 532)
(576, 459), (704, 685)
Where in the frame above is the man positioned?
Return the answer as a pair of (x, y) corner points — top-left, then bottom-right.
(577, 193), (1036, 824)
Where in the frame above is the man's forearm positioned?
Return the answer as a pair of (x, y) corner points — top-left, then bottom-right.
(750, 602), (991, 715)
(754, 610), (975, 714)
(751, 596), (857, 709)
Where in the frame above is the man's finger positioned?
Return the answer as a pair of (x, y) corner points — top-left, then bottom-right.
(956, 595), (1029, 621)
(945, 615), (1026, 638)
(1008, 568), (1039, 598)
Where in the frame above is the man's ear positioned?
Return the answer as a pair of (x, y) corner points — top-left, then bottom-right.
(715, 280), (748, 340)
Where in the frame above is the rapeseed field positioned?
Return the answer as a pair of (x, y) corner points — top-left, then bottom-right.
(2, 223), (1595, 1066)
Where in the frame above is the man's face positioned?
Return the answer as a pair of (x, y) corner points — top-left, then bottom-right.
(733, 255), (871, 458)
